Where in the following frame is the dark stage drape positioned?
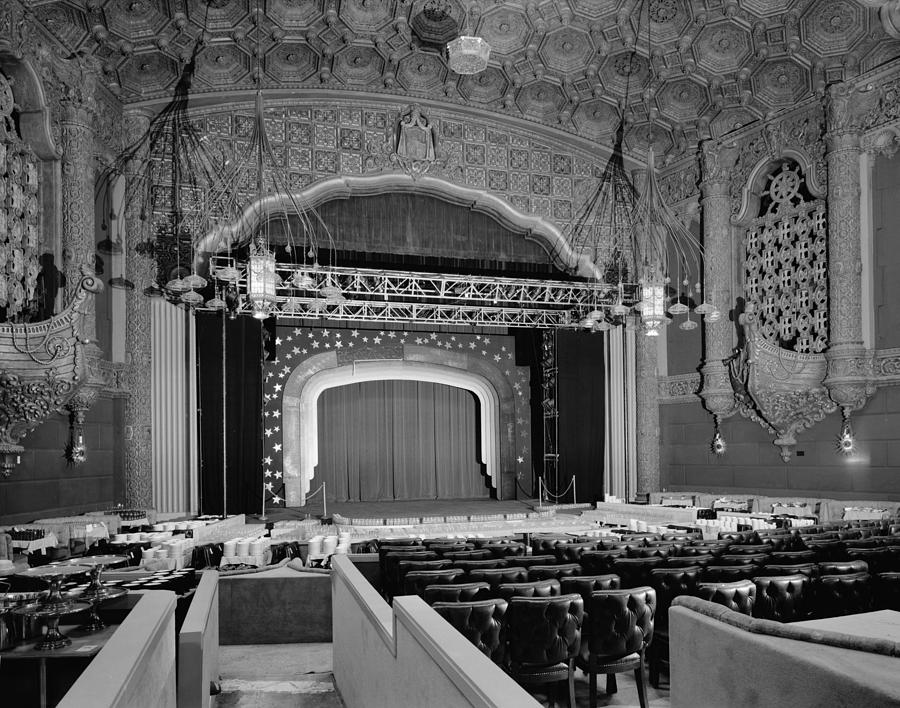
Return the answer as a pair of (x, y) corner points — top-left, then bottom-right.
(196, 312), (264, 515)
(312, 380), (488, 502)
(556, 331), (606, 504)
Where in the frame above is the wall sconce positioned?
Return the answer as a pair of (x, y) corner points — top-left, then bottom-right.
(836, 414), (855, 456)
(65, 406), (88, 465)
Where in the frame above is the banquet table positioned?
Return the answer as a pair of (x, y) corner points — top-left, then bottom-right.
(9, 532), (59, 554)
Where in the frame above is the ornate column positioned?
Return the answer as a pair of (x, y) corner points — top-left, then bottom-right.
(634, 331), (660, 496)
(698, 141), (741, 430)
(631, 167), (660, 497)
(123, 109), (155, 508)
(58, 62), (106, 440)
(822, 82), (878, 416)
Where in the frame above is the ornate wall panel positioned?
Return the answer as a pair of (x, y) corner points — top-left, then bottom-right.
(743, 161), (828, 354)
(0, 73), (40, 322)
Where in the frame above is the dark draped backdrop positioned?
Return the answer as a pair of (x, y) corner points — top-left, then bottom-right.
(555, 331), (607, 504)
(311, 379), (489, 502)
(196, 312), (264, 515)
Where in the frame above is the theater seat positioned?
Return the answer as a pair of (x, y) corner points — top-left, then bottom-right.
(506, 594), (584, 708)
(752, 574), (812, 622)
(467, 566), (529, 590)
(756, 563), (818, 580)
(701, 565), (757, 583)
(647, 566), (701, 688)
(579, 550), (625, 574)
(432, 598), (508, 666)
(817, 560), (868, 576)
(559, 575), (622, 609)
(496, 579), (562, 601)
(576, 587), (656, 708)
(554, 542), (600, 563)
(696, 579), (756, 616)
(402, 568), (465, 598)
(528, 564), (582, 581)
(450, 558), (510, 573)
(665, 554), (713, 568)
(768, 550), (817, 565)
(424, 582), (491, 604)
(610, 557), (664, 588)
(816, 572), (874, 618)
(874, 572), (900, 610)
(507, 554), (557, 568)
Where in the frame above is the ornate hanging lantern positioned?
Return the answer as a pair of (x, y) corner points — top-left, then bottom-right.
(247, 243), (278, 319)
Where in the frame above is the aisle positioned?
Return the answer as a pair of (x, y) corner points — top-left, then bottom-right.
(217, 643), (344, 708)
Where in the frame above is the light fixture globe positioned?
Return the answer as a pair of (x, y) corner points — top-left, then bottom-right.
(247, 246), (278, 319)
(447, 35), (491, 74)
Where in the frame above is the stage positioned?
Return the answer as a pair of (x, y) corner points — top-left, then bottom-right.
(250, 497), (600, 541)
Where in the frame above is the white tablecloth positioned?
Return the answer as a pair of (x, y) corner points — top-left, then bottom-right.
(9, 532), (59, 554)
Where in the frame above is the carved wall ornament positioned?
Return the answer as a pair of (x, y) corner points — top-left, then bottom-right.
(0, 269), (102, 475)
(366, 103), (452, 178)
(729, 304), (837, 461)
(0, 70), (41, 323)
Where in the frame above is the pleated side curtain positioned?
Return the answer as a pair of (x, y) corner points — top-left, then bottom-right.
(312, 380), (489, 502)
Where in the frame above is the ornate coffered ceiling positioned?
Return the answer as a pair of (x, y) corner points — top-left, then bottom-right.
(21, 0), (900, 155)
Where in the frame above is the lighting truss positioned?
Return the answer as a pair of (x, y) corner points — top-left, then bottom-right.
(206, 257), (638, 328)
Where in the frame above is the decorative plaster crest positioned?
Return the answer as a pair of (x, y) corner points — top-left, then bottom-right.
(0, 269), (102, 473)
(729, 304), (837, 461)
(365, 104), (453, 178)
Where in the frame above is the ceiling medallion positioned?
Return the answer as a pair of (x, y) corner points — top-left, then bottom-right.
(447, 3), (491, 75)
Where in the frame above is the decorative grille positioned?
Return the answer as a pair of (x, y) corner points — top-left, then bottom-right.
(0, 73), (40, 322)
(743, 161), (828, 354)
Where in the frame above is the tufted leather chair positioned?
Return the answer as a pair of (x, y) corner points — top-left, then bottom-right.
(768, 550), (817, 565)
(847, 547), (896, 574)
(397, 559), (453, 593)
(697, 579), (756, 616)
(727, 544), (773, 556)
(803, 539), (847, 563)
(402, 568), (465, 598)
(662, 532), (701, 542)
(666, 554), (714, 569)
(432, 598), (508, 666)
(428, 543), (475, 555)
(844, 536), (880, 548)
(718, 531), (758, 545)
(716, 553), (768, 567)
(621, 533), (661, 544)
(505, 594), (584, 708)
(530, 535), (575, 555)
(647, 566), (701, 688)
(579, 550), (625, 575)
(377, 539), (423, 548)
(450, 558), (510, 573)
(611, 557), (664, 588)
(757, 562), (818, 580)
(472, 537), (516, 549)
(481, 542), (527, 558)
(576, 587), (656, 708)
(467, 566), (529, 591)
(424, 582), (491, 605)
(441, 549), (493, 561)
(496, 579), (562, 601)
(507, 554), (557, 568)
(752, 574), (812, 622)
(678, 545), (718, 557)
(627, 546), (672, 560)
(553, 542), (600, 563)
(381, 550), (438, 599)
(528, 563), (582, 581)
(874, 572), (900, 611)
(817, 560), (868, 576)
(559, 575), (622, 610)
(687, 542), (729, 558)
(816, 572), (874, 618)
(701, 565), (757, 584)
(422, 538), (471, 548)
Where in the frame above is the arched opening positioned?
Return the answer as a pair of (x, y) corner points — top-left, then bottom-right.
(282, 353), (516, 506)
(313, 378), (488, 502)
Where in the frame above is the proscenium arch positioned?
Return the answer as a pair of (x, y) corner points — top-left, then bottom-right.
(284, 359), (501, 506)
(194, 173), (599, 278)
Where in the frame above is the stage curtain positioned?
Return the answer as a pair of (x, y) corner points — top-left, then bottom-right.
(196, 312), (264, 515)
(313, 380), (488, 502)
(556, 331), (606, 503)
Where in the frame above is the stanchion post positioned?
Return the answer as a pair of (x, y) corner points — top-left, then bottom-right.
(573, 476), (577, 506)
(260, 480), (267, 521)
(323, 481), (327, 520)
(538, 477), (543, 510)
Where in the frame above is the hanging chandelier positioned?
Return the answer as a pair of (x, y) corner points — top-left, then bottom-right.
(447, 3), (491, 75)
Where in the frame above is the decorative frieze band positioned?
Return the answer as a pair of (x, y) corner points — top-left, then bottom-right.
(659, 348), (900, 404)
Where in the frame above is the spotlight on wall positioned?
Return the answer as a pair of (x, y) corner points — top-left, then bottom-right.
(836, 415), (855, 456)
